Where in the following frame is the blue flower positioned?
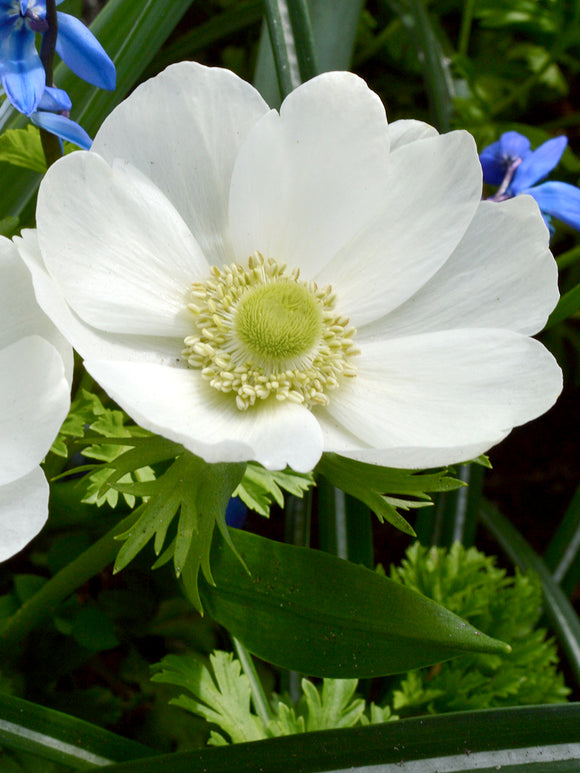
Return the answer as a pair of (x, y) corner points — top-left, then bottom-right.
(480, 130), (580, 232)
(0, 0), (115, 116)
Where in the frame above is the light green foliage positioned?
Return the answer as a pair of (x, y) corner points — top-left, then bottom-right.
(0, 126), (46, 173)
(234, 462), (314, 516)
(317, 453), (465, 536)
(152, 650), (396, 745)
(388, 542), (570, 714)
(51, 389), (156, 508)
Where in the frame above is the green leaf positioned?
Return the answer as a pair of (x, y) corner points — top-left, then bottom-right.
(199, 528), (509, 678)
(544, 483), (580, 595)
(0, 215), (19, 237)
(546, 281), (580, 328)
(0, 126), (46, 173)
(152, 652), (265, 745)
(113, 453), (246, 612)
(262, 0), (318, 98)
(254, 0), (364, 106)
(380, 0), (455, 130)
(0, 692), (155, 769)
(479, 499), (580, 689)
(317, 453), (465, 537)
(83, 703), (580, 772)
(234, 463), (314, 516)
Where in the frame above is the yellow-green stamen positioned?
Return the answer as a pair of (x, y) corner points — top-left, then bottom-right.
(183, 252), (358, 411)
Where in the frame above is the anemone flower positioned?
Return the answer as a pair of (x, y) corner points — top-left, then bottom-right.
(0, 236), (71, 560)
(18, 64), (562, 473)
(480, 130), (580, 232)
(0, 0), (115, 116)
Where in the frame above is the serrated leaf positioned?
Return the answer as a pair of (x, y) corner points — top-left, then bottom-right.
(152, 652), (264, 745)
(316, 454), (464, 536)
(234, 463), (314, 516)
(114, 453), (245, 612)
(0, 126), (46, 173)
(300, 678), (365, 731)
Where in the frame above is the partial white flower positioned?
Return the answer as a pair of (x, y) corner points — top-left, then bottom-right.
(0, 236), (71, 560)
(18, 63), (562, 473)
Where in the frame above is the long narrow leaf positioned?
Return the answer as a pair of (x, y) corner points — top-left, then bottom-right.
(254, 0), (364, 106)
(546, 282), (580, 328)
(379, 0), (455, 130)
(479, 498), (580, 688)
(94, 704), (580, 773)
(0, 692), (156, 769)
(544, 483), (580, 594)
(263, 0), (318, 97)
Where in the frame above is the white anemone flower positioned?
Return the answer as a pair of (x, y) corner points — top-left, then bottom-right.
(0, 236), (71, 560)
(17, 63), (561, 473)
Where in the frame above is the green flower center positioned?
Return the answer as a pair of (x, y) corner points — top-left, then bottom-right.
(235, 281), (322, 361)
(183, 253), (358, 411)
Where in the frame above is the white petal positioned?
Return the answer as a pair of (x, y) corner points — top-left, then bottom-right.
(84, 360), (324, 472)
(16, 230), (180, 365)
(316, 131), (483, 327)
(228, 71), (391, 275)
(321, 330), (562, 468)
(359, 197), (559, 341)
(37, 152), (208, 337)
(0, 336), (70, 484)
(0, 236), (73, 383)
(387, 119), (438, 151)
(92, 62), (269, 266)
(0, 468), (49, 561)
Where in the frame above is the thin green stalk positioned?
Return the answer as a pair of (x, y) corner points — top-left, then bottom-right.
(457, 0), (475, 58)
(556, 243), (580, 270)
(544, 483), (580, 594)
(232, 637), (272, 726)
(0, 511), (140, 655)
(479, 499), (580, 688)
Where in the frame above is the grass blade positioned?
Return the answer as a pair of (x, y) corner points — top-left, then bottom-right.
(479, 498), (580, 688)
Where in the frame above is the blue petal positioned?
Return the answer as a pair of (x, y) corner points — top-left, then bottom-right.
(225, 497), (247, 529)
(38, 84), (71, 111)
(479, 131), (532, 186)
(479, 140), (506, 186)
(30, 110), (92, 149)
(55, 12), (115, 90)
(526, 181), (580, 231)
(0, 25), (44, 114)
(511, 136), (567, 193)
(498, 130), (531, 160)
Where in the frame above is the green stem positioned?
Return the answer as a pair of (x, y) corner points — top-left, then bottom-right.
(0, 512), (139, 655)
(457, 0), (475, 58)
(556, 243), (580, 270)
(263, 0), (318, 98)
(232, 637), (272, 726)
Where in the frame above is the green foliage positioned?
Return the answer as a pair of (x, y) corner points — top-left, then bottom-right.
(51, 389), (156, 508)
(317, 453), (465, 536)
(152, 650), (395, 745)
(388, 542), (570, 714)
(0, 126), (46, 173)
(234, 463), (314, 516)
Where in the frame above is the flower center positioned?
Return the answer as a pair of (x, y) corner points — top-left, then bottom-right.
(183, 252), (358, 411)
(235, 281), (322, 361)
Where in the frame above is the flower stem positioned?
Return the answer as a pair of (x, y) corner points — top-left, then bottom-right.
(0, 512), (138, 656)
(39, 0), (62, 168)
(232, 636), (272, 726)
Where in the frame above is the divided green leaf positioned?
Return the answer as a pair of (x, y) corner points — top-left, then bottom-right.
(316, 453), (465, 536)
